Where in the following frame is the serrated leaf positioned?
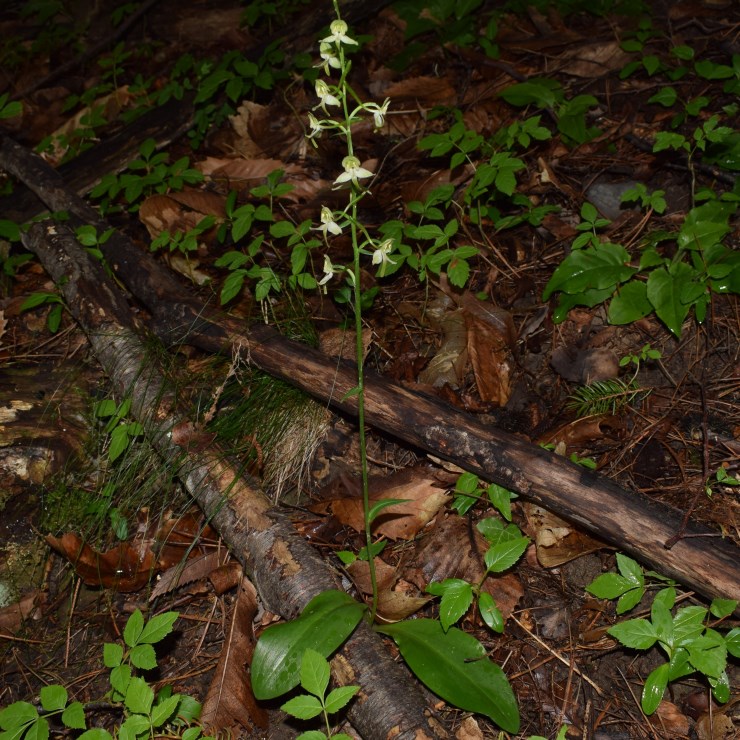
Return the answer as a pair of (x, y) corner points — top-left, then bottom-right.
(40, 686), (67, 712)
(300, 649), (330, 698)
(251, 590), (365, 700)
(608, 618), (658, 649)
(150, 695), (180, 728)
(138, 611), (178, 645)
(295, 732), (326, 740)
(77, 729), (113, 740)
(324, 685), (359, 714)
(438, 580), (473, 631)
(725, 628), (740, 658)
(709, 671), (730, 703)
(586, 573), (632, 599)
(616, 585), (645, 614)
(483, 537), (529, 573)
(486, 483), (514, 522)
(478, 592), (503, 633)
(687, 629), (726, 678)
(0, 702), (38, 729)
(616, 554), (644, 587)
(61, 703), (85, 730)
(124, 677), (154, 715)
(281, 695), (323, 720)
(24, 718), (48, 740)
(103, 643), (123, 668)
(377, 619), (519, 733)
(129, 644), (157, 670)
(710, 598), (737, 618)
(641, 662), (669, 715)
(109, 665), (131, 696)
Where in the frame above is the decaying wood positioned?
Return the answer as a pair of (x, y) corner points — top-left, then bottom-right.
(2, 134), (738, 609)
(19, 220), (449, 740)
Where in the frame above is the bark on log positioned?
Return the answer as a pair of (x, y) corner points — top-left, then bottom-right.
(20, 220), (449, 740)
(3, 136), (739, 608)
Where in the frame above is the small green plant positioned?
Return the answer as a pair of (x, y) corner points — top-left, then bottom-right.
(705, 466), (740, 497)
(279, 649), (359, 740)
(0, 609), (211, 740)
(620, 184), (667, 214)
(20, 291), (65, 333)
(426, 515), (530, 634)
(587, 556), (739, 716)
(94, 397), (144, 462)
(543, 197), (740, 336)
(0, 92), (22, 120)
(90, 138), (203, 212)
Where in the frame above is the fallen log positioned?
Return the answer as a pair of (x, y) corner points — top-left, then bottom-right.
(19, 219), (449, 740)
(3, 135), (739, 607)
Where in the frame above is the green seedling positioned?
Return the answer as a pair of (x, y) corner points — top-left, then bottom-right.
(20, 291), (65, 333)
(0, 93), (21, 120)
(426, 515), (530, 634)
(705, 466), (740, 497)
(0, 610), (211, 740)
(93, 397), (144, 462)
(620, 183), (667, 214)
(588, 556), (739, 716)
(279, 649), (359, 740)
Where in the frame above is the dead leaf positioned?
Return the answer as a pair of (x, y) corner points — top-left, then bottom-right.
(328, 468), (449, 540)
(376, 587), (431, 622)
(418, 308), (467, 388)
(150, 550), (230, 601)
(46, 533), (156, 592)
(455, 715), (484, 740)
(319, 326), (373, 362)
(538, 415), (624, 451)
(650, 700), (689, 738)
(209, 561), (247, 596)
(0, 591), (43, 636)
(382, 75), (457, 106)
(560, 40), (632, 77)
(346, 557), (397, 594)
(0, 310), (7, 346)
(462, 295), (515, 406)
(201, 577), (268, 733)
(524, 503), (605, 568)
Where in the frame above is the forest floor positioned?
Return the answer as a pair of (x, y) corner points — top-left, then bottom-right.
(0, 0), (738, 738)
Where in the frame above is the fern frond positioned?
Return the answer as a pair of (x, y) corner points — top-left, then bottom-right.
(567, 378), (648, 418)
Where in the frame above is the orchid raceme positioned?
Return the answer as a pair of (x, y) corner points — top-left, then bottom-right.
(317, 42), (341, 74)
(334, 155), (374, 188)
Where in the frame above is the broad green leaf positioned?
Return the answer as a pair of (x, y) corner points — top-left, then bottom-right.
(378, 619), (519, 733)
(687, 629), (726, 678)
(40, 686), (67, 712)
(20, 292), (58, 311)
(476, 518), (522, 546)
(608, 280), (652, 324)
(295, 732), (326, 740)
(616, 585), (645, 614)
(103, 643), (123, 668)
(0, 702), (38, 729)
(616, 554), (643, 586)
(455, 472), (479, 495)
(710, 599), (737, 619)
(77, 729), (113, 740)
(108, 426), (129, 462)
(673, 605), (707, 646)
(124, 676), (154, 715)
(641, 662), (669, 715)
(281, 695), (323, 720)
(667, 648), (693, 681)
(648, 86), (677, 107)
(138, 611), (178, 645)
(270, 220), (295, 239)
(478, 592), (503, 633)
(725, 628), (740, 658)
(323, 686), (360, 714)
(251, 590), (365, 700)
(678, 202), (733, 251)
(130, 644), (156, 670)
(608, 618), (658, 649)
(220, 269), (246, 305)
(709, 671), (730, 704)
(646, 265), (693, 337)
(431, 579), (473, 631)
(150, 695), (180, 728)
(176, 695), (202, 723)
(651, 598), (674, 648)
(486, 483), (513, 521)
(24, 718), (48, 740)
(181, 728), (202, 740)
(109, 665), (131, 697)
(500, 78), (562, 108)
(653, 587), (676, 611)
(542, 243), (636, 299)
(300, 649), (330, 698)
(484, 537), (529, 573)
(61, 703), (85, 730)
(586, 573), (632, 600)
(118, 714), (149, 739)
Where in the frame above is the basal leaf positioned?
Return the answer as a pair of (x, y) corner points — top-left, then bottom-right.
(251, 590), (365, 700)
(377, 619), (519, 733)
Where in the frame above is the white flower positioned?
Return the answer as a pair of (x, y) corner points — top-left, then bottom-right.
(369, 98), (390, 130)
(319, 255), (336, 286)
(306, 112), (325, 144)
(317, 206), (342, 237)
(315, 79), (340, 111)
(334, 155), (374, 188)
(372, 238), (396, 276)
(317, 42), (341, 74)
(321, 19), (357, 46)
